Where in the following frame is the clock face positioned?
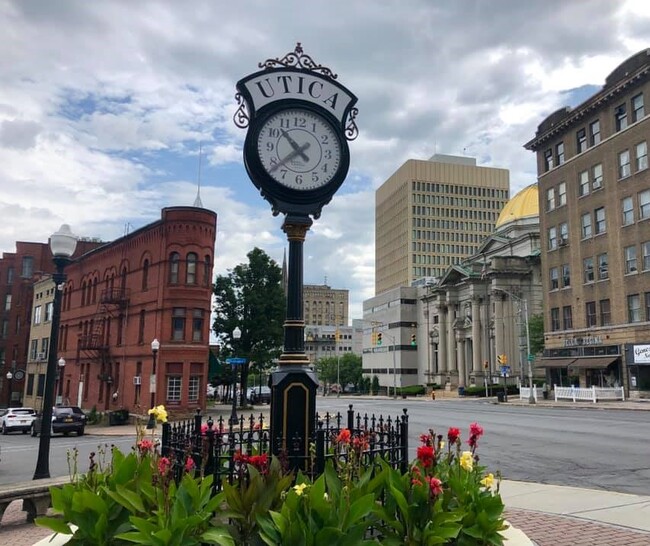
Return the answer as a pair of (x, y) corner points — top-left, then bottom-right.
(256, 108), (342, 191)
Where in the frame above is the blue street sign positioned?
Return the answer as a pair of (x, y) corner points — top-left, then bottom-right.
(226, 357), (247, 365)
(500, 365), (511, 376)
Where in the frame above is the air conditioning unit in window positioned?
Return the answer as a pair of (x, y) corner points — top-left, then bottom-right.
(559, 239), (568, 247)
(133, 376), (142, 385)
(37, 352), (46, 361)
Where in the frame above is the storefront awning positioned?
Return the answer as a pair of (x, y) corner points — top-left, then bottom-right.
(568, 357), (618, 370)
(538, 358), (576, 368)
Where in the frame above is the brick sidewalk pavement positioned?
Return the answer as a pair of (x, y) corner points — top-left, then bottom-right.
(506, 508), (650, 545)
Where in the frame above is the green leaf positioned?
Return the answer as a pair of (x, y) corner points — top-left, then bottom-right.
(201, 527), (236, 546)
(34, 516), (73, 535)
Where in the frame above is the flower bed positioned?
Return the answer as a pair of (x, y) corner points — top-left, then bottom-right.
(35, 406), (511, 545)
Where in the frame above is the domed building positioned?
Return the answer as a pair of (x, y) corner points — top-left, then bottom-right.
(419, 184), (543, 392)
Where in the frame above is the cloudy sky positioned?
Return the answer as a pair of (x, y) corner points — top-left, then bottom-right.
(1, 0), (649, 320)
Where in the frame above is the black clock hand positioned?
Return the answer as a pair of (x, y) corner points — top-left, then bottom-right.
(281, 130), (310, 162)
(269, 142), (310, 173)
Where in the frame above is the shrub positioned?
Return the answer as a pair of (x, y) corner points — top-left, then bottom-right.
(398, 385), (426, 396)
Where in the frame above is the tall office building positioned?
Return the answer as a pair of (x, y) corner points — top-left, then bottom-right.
(375, 154), (510, 294)
(525, 49), (650, 398)
(303, 284), (348, 327)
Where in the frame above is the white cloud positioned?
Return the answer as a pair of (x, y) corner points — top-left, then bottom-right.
(0, 0), (646, 321)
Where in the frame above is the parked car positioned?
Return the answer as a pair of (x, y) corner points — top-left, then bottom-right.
(207, 384), (217, 399)
(32, 406), (86, 437)
(0, 407), (36, 434)
(247, 386), (271, 404)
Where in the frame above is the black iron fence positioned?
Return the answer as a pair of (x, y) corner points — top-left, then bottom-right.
(160, 404), (409, 490)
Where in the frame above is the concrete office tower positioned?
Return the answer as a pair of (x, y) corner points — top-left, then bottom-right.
(525, 49), (650, 398)
(375, 154), (510, 294)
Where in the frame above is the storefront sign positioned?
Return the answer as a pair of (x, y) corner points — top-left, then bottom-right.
(633, 344), (650, 364)
(563, 336), (602, 348)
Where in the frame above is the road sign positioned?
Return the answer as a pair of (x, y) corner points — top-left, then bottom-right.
(527, 354), (535, 362)
(500, 365), (511, 376)
(226, 357), (247, 365)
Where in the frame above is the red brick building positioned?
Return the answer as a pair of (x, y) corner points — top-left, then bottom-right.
(1, 240), (101, 407)
(55, 206), (216, 417)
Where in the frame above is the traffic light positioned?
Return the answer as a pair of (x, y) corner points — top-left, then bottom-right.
(484, 360), (489, 370)
(410, 333), (417, 346)
(371, 332), (377, 345)
(377, 332), (383, 346)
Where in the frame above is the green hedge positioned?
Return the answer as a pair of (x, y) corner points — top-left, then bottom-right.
(397, 385), (426, 396)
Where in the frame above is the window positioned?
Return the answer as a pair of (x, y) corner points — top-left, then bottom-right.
(592, 164), (603, 190)
(625, 245), (638, 273)
(6, 267), (13, 284)
(589, 119), (601, 145)
(598, 253), (608, 280)
(138, 310), (145, 344)
(643, 241), (650, 271)
(640, 189), (650, 219)
(623, 196), (634, 225)
(45, 302), (53, 322)
(579, 170), (590, 196)
(562, 264), (571, 287)
(550, 267), (559, 290)
(166, 376), (182, 402)
(576, 129), (587, 153)
(600, 299), (611, 326)
(637, 141), (648, 171)
(584, 257), (594, 283)
(204, 255), (212, 287)
(633, 93), (644, 122)
(556, 142), (565, 165)
(172, 307), (186, 341)
(581, 213), (592, 238)
(192, 309), (204, 342)
(628, 294), (641, 323)
(21, 256), (34, 278)
(186, 252), (197, 284)
(558, 182), (567, 206)
(594, 207), (606, 234)
(546, 188), (555, 211)
(142, 259), (149, 290)
(33, 305), (42, 325)
(41, 337), (48, 357)
(188, 376), (200, 402)
(550, 308), (560, 331)
(1, 320), (7, 339)
(544, 149), (554, 171)
(562, 306), (573, 330)
(169, 252), (180, 284)
(586, 302), (597, 327)
(559, 222), (568, 244)
(30, 339), (38, 360)
(548, 226), (558, 250)
(619, 150), (631, 178)
(4, 294), (10, 311)
(616, 103), (628, 131)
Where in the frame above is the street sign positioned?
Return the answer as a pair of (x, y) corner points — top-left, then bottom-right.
(527, 354), (535, 362)
(226, 357), (247, 365)
(500, 365), (511, 376)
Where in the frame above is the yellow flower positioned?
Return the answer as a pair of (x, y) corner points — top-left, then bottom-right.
(460, 451), (474, 472)
(480, 473), (495, 488)
(148, 405), (168, 423)
(293, 483), (308, 496)
(440, 441), (445, 450)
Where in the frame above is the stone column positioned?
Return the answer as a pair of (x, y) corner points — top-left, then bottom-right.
(438, 304), (448, 373)
(446, 304), (456, 376)
(493, 291), (505, 367)
(471, 296), (482, 373)
(457, 337), (466, 387)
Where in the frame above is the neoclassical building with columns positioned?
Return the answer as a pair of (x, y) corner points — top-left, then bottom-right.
(363, 185), (542, 391)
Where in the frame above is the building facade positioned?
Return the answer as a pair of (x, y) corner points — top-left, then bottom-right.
(375, 154), (510, 294)
(363, 185), (542, 391)
(52, 206), (217, 416)
(525, 49), (650, 397)
(303, 284), (349, 326)
(304, 321), (362, 366)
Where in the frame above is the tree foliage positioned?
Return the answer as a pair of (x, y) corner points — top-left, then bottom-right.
(314, 353), (362, 390)
(212, 247), (285, 404)
(528, 313), (545, 355)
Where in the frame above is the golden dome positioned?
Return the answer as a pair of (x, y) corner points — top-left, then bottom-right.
(495, 184), (539, 230)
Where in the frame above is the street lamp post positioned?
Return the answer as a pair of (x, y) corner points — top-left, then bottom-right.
(34, 224), (77, 480)
(494, 288), (535, 405)
(146, 338), (160, 429)
(56, 358), (65, 405)
(230, 326), (241, 425)
(6, 366), (13, 406)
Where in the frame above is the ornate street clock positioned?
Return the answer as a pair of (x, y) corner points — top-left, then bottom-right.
(234, 44), (359, 470)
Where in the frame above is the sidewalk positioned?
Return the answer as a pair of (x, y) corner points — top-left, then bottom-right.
(3, 400), (650, 545)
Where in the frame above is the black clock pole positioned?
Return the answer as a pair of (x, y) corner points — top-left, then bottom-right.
(270, 213), (318, 470)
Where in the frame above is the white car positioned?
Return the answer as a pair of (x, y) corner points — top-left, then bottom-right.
(0, 407), (37, 434)
(207, 384), (217, 399)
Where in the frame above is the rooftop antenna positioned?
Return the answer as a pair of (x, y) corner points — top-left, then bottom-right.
(324, 275), (328, 286)
(193, 141), (204, 208)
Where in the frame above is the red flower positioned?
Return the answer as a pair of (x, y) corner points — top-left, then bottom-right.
(416, 445), (435, 468)
(336, 428), (351, 444)
(469, 422), (484, 437)
(233, 450), (250, 464)
(411, 478), (423, 486)
(419, 433), (432, 445)
(158, 456), (171, 476)
(447, 427), (461, 444)
(248, 453), (268, 472)
(184, 456), (195, 472)
(137, 439), (155, 453)
(352, 434), (369, 452)
(425, 476), (443, 496)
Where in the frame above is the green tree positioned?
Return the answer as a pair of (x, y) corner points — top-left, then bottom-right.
(529, 314), (545, 355)
(315, 353), (362, 391)
(212, 248), (285, 406)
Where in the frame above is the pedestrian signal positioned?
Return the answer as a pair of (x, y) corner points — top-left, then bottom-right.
(410, 334), (417, 346)
(377, 332), (383, 346)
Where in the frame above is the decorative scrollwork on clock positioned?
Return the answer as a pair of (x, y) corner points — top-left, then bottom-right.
(233, 92), (250, 128)
(258, 42), (338, 80)
(345, 107), (359, 141)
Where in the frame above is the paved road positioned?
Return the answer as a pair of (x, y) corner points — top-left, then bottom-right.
(315, 398), (650, 495)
